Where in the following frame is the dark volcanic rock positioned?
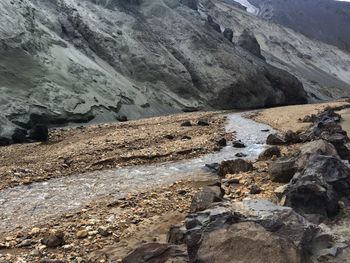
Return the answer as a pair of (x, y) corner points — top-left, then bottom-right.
(0, 137), (11, 146)
(197, 120), (209, 126)
(218, 159), (253, 176)
(284, 155), (350, 221)
(284, 130), (301, 144)
(180, 121), (192, 127)
(185, 200), (321, 262)
(238, 29), (265, 60)
(216, 138), (227, 147)
(232, 140), (246, 148)
(205, 163), (220, 172)
(269, 156), (297, 183)
(223, 28), (234, 42)
(11, 128), (27, 144)
(266, 133), (287, 145)
(168, 225), (186, 245)
(29, 125), (49, 142)
(258, 146), (281, 161)
(207, 15), (221, 33)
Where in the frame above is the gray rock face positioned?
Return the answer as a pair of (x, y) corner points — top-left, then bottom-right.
(223, 28), (234, 42)
(238, 30), (265, 60)
(0, 0), (309, 139)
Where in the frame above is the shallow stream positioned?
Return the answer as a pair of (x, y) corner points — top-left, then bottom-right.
(0, 113), (274, 233)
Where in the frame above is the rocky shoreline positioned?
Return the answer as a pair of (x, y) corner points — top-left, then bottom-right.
(121, 104), (350, 262)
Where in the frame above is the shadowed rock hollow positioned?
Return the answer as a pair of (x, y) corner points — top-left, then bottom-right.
(0, 0), (308, 139)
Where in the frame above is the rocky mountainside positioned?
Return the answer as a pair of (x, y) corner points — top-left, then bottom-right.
(0, 0), (349, 141)
(244, 0), (350, 52)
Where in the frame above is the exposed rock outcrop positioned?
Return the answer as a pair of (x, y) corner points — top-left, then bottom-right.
(238, 29), (265, 60)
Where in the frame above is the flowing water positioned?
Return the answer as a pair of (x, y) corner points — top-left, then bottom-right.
(0, 113), (274, 233)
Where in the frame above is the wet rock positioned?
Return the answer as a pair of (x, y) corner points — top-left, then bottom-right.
(216, 138), (227, 147)
(41, 231), (64, 248)
(168, 225), (186, 245)
(232, 140), (246, 148)
(238, 29), (265, 60)
(235, 152), (247, 158)
(122, 243), (186, 263)
(197, 120), (209, 126)
(258, 146), (281, 161)
(269, 156), (297, 183)
(180, 121), (192, 127)
(180, 0), (198, 10)
(205, 162), (219, 172)
(284, 130), (301, 144)
(266, 133), (287, 145)
(284, 155), (350, 221)
(217, 159), (253, 177)
(207, 15), (221, 33)
(223, 28), (233, 42)
(190, 186), (224, 213)
(261, 129), (270, 132)
(12, 128), (27, 144)
(29, 124), (49, 142)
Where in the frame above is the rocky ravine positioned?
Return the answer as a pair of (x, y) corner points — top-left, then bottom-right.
(4, 0), (350, 142)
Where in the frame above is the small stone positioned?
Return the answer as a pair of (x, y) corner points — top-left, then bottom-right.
(180, 121), (192, 127)
(41, 231), (64, 248)
(76, 230), (89, 239)
(31, 227), (41, 234)
(198, 120), (209, 126)
(232, 140), (246, 148)
(98, 226), (110, 237)
(250, 185), (262, 195)
(217, 138), (227, 147)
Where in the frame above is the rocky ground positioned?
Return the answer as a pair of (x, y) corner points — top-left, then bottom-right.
(1, 101), (350, 263)
(0, 111), (229, 191)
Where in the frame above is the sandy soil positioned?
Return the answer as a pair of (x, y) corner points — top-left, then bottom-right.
(0, 111), (229, 191)
(251, 100), (350, 132)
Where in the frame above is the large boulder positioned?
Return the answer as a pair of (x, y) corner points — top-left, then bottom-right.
(237, 30), (265, 60)
(184, 200), (330, 262)
(283, 155), (350, 222)
(196, 222), (301, 263)
(217, 159), (253, 177)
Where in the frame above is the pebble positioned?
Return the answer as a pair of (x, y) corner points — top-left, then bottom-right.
(97, 226), (110, 237)
(76, 230), (89, 239)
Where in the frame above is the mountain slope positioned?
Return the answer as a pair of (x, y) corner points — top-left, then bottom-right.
(246, 0), (350, 52)
(0, 0), (308, 139)
(208, 0), (350, 100)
